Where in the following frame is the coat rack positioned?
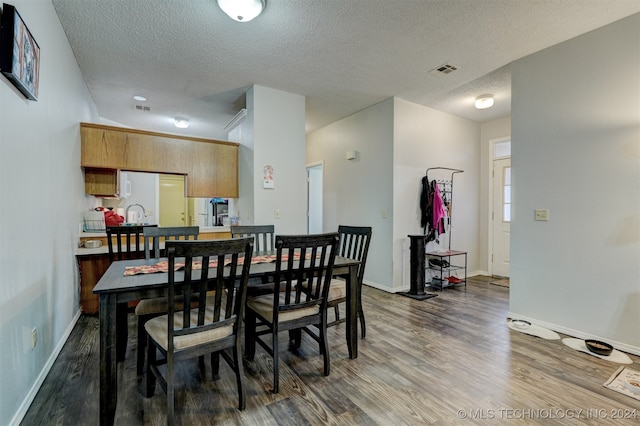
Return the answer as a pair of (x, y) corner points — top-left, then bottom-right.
(424, 167), (463, 251)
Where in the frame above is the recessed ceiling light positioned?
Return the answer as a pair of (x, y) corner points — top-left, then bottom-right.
(475, 94), (494, 109)
(174, 117), (189, 128)
(133, 95), (147, 102)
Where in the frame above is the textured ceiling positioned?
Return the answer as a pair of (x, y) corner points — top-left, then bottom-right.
(51, 0), (640, 139)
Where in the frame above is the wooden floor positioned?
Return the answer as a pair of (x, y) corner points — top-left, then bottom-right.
(23, 276), (640, 425)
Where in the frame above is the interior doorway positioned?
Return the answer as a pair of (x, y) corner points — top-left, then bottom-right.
(306, 163), (323, 234)
(490, 140), (511, 278)
(159, 174), (187, 226)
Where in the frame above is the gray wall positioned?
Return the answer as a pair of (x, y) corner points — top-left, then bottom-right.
(307, 98), (482, 292)
(307, 99), (395, 290)
(510, 13), (640, 353)
(0, 1), (98, 423)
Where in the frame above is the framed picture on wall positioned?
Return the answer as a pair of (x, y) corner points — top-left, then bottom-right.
(0, 3), (40, 100)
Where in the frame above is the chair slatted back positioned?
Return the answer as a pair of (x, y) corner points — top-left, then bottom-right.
(273, 233), (339, 318)
(106, 225), (156, 262)
(143, 226), (199, 259)
(337, 225), (372, 283)
(165, 238), (254, 350)
(230, 225), (275, 253)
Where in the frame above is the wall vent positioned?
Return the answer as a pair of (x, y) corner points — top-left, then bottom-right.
(135, 105), (151, 112)
(429, 63), (459, 76)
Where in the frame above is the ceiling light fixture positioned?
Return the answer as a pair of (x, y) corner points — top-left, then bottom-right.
(475, 94), (494, 109)
(133, 95), (147, 102)
(216, 0), (265, 22)
(174, 117), (189, 129)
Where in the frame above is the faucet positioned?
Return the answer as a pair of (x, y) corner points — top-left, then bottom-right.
(125, 204), (146, 224)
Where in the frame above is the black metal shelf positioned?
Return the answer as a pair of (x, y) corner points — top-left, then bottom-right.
(425, 250), (467, 291)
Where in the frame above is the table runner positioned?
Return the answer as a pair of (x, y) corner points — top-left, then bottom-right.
(124, 253), (305, 276)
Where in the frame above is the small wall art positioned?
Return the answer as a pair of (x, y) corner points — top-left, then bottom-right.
(0, 3), (40, 100)
(263, 165), (274, 189)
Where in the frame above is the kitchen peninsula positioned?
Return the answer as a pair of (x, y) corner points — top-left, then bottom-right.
(78, 122), (240, 314)
(76, 227), (232, 314)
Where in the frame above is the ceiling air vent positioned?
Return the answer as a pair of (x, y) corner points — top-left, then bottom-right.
(429, 63), (459, 76)
(135, 105), (151, 112)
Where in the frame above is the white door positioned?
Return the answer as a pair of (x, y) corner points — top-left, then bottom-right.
(491, 158), (511, 277)
(307, 164), (323, 234)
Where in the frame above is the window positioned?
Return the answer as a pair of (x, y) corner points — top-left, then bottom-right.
(503, 166), (511, 222)
(494, 140), (511, 158)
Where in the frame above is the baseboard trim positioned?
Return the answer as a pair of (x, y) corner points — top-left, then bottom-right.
(10, 309), (82, 426)
(367, 271), (487, 294)
(506, 312), (640, 357)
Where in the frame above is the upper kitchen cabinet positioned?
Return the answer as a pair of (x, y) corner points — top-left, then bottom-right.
(81, 125), (127, 168)
(80, 123), (239, 198)
(187, 140), (239, 197)
(84, 168), (119, 197)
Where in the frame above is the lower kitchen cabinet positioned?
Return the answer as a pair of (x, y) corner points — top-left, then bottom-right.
(77, 253), (111, 314)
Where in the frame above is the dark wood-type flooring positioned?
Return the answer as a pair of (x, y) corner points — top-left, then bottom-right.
(22, 276), (640, 425)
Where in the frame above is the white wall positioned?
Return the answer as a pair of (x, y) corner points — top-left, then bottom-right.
(510, 13), (640, 353)
(251, 85), (307, 234)
(307, 99), (395, 290)
(229, 105), (255, 226)
(102, 171), (158, 224)
(479, 116), (511, 274)
(393, 99), (481, 291)
(0, 1), (98, 424)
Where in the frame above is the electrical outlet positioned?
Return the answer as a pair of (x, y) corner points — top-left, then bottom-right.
(31, 327), (37, 349)
(274, 209), (280, 219)
(382, 209), (388, 218)
(535, 209), (550, 221)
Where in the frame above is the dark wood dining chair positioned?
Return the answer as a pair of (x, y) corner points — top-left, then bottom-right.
(231, 224), (276, 296)
(230, 224), (275, 252)
(144, 238), (253, 425)
(143, 226), (199, 259)
(135, 226), (200, 374)
(106, 225), (149, 262)
(106, 224), (157, 361)
(328, 225), (372, 338)
(244, 233), (339, 393)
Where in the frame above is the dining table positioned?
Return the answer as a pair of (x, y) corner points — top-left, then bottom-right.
(93, 252), (361, 426)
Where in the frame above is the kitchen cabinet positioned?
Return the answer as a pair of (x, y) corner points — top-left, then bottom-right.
(77, 253), (111, 314)
(186, 140), (239, 197)
(80, 126), (128, 169)
(80, 123), (239, 198)
(84, 168), (118, 196)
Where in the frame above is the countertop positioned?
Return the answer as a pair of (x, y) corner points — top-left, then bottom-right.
(75, 226), (231, 256)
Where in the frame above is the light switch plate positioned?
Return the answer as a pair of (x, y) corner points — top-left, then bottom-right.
(535, 209), (549, 221)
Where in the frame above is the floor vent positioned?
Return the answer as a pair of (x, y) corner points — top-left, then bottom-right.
(135, 105), (151, 112)
(429, 63), (459, 76)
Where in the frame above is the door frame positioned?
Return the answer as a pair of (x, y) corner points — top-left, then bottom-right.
(306, 161), (323, 234)
(488, 137), (511, 276)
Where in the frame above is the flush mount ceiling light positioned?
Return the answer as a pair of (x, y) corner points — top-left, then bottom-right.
(475, 94), (494, 109)
(132, 95), (147, 102)
(217, 0), (265, 22)
(174, 117), (189, 129)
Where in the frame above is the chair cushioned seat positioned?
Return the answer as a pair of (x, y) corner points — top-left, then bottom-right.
(299, 278), (346, 302)
(327, 278), (347, 301)
(145, 306), (232, 351)
(247, 292), (319, 324)
(135, 293), (216, 316)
